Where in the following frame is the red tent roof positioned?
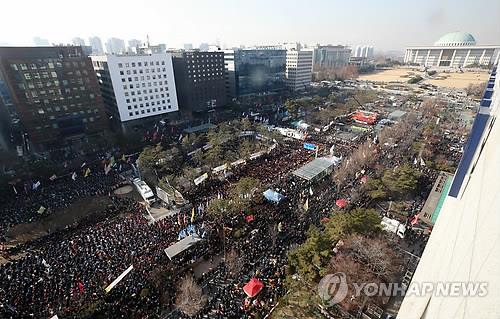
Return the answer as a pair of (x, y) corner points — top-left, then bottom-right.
(243, 278), (264, 297)
(336, 199), (348, 208)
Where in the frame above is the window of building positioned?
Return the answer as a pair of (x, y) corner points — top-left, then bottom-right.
(120, 71), (124, 75)
(129, 112), (133, 116)
(118, 63), (123, 68)
(131, 62), (136, 67)
(125, 63), (130, 67)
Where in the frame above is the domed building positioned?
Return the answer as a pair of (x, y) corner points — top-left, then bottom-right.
(404, 32), (500, 68)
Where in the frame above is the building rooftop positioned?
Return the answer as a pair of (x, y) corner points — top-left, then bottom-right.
(434, 31), (477, 46)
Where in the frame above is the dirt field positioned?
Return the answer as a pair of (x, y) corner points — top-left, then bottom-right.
(359, 68), (488, 89)
(5, 196), (112, 245)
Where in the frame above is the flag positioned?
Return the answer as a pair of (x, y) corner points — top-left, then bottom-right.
(420, 158), (426, 166)
(309, 187), (313, 196)
(110, 156), (116, 167)
(191, 207), (195, 223)
(71, 172), (77, 181)
(178, 134), (183, 142)
(37, 206), (46, 214)
(49, 174), (57, 181)
(245, 215), (255, 222)
(410, 214), (420, 226)
(32, 181), (41, 190)
(303, 198), (309, 211)
(413, 158), (418, 165)
(104, 164), (111, 175)
(177, 213), (181, 226)
(183, 214), (187, 225)
(84, 167), (91, 177)
(81, 162), (86, 168)
(329, 145), (334, 155)
(277, 222), (282, 232)
(121, 154), (126, 161)
(12, 185), (17, 194)
(77, 281), (85, 294)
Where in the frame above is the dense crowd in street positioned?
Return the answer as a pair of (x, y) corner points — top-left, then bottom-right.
(0, 101), (466, 318)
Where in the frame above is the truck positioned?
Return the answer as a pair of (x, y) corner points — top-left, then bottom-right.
(132, 178), (156, 205)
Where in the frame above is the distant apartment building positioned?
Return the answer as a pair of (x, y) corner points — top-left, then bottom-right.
(184, 43), (193, 50)
(0, 46), (108, 152)
(223, 47), (286, 97)
(33, 37), (49, 46)
(404, 31), (500, 68)
(313, 45), (351, 70)
(285, 48), (313, 91)
(127, 39), (142, 52)
(353, 45), (374, 59)
(172, 50), (226, 116)
(105, 38), (126, 54)
(199, 43), (209, 51)
(88, 36), (104, 54)
(91, 47), (179, 133)
(72, 37), (86, 46)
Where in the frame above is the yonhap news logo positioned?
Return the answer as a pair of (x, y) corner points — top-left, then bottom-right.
(317, 272), (349, 306)
(318, 272), (488, 305)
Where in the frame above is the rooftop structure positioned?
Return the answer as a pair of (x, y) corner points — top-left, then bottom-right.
(293, 157), (338, 181)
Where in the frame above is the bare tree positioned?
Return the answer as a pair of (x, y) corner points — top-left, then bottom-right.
(175, 276), (208, 316)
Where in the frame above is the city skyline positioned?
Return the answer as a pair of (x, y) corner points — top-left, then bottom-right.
(1, 0), (499, 52)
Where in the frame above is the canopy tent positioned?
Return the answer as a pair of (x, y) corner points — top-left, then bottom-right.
(263, 189), (286, 203)
(164, 235), (203, 260)
(292, 157), (338, 182)
(243, 278), (264, 297)
(336, 199), (348, 208)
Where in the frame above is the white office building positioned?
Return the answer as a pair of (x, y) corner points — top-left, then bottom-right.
(91, 49), (179, 132)
(404, 32), (500, 68)
(286, 48), (313, 91)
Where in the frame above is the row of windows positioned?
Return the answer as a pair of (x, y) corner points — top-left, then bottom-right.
(128, 105), (171, 116)
(11, 61), (86, 71)
(124, 88), (168, 97)
(121, 75), (167, 82)
(126, 96), (171, 103)
(34, 116), (100, 130)
(119, 67), (167, 75)
(122, 81), (168, 90)
(118, 61), (165, 68)
(127, 101), (171, 109)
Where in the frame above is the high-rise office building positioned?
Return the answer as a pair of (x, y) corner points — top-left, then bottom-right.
(397, 65), (500, 318)
(183, 43), (193, 50)
(223, 47), (286, 97)
(285, 47), (313, 91)
(33, 37), (49, 46)
(105, 38), (126, 54)
(91, 46), (178, 133)
(172, 50), (226, 116)
(88, 36), (104, 54)
(72, 37), (86, 46)
(0, 46), (108, 152)
(313, 45), (351, 70)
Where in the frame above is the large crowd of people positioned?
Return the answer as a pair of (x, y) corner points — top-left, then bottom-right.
(0, 102), (463, 318)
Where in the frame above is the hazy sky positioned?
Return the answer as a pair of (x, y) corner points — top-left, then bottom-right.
(1, 0), (499, 51)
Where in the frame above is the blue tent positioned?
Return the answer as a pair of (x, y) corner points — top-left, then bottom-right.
(263, 189), (286, 203)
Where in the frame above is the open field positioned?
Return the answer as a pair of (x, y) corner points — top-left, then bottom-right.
(359, 68), (489, 89)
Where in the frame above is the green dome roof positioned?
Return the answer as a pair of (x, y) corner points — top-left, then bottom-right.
(434, 32), (476, 46)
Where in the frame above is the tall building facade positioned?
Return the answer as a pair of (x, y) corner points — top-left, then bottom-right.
(224, 48), (286, 97)
(88, 36), (104, 54)
(172, 50), (226, 116)
(313, 45), (351, 70)
(0, 46), (108, 152)
(105, 38), (126, 54)
(404, 32), (500, 68)
(397, 65), (500, 318)
(285, 48), (313, 91)
(91, 49), (178, 133)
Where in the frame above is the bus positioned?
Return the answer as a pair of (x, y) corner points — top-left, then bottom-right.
(132, 178), (156, 205)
